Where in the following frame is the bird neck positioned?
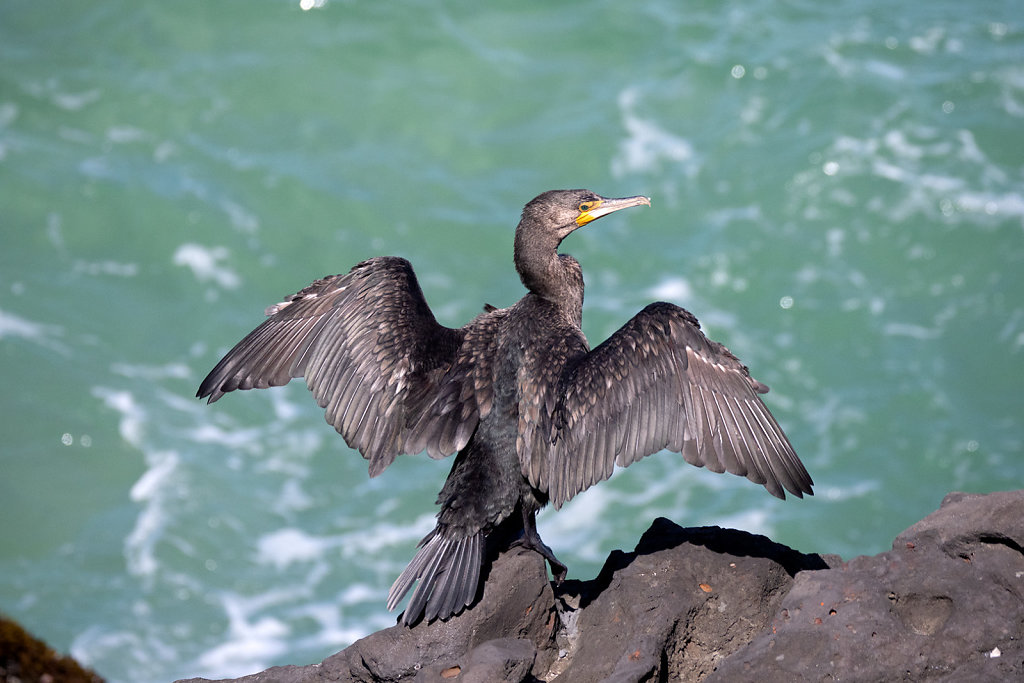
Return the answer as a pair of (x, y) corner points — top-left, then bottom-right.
(513, 224), (584, 323)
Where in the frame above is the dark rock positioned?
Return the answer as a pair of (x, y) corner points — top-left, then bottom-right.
(548, 520), (830, 683)
(709, 490), (1024, 682)
(176, 490), (1024, 683)
(414, 638), (536, 683)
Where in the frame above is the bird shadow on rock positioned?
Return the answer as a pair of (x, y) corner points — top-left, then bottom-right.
(561, 516), (832, 612)
(540, 517), (834, 683)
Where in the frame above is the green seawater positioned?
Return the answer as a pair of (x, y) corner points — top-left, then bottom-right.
(1, 1), (1021, 680)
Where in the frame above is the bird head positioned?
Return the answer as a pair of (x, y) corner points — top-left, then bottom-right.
(521, 189), (651, 241)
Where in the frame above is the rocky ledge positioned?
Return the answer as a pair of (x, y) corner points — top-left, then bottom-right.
(178, 490), (1023, 682)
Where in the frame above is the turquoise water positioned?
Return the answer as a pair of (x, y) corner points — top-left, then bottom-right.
(1, 1), (1021, 680)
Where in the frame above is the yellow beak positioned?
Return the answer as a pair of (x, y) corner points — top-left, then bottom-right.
(576, 194), (651, 227)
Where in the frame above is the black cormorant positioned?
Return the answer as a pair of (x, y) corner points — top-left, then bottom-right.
(197, 189), (813, 626)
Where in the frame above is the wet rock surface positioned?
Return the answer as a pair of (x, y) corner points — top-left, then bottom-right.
(176, 490), (1023, 682)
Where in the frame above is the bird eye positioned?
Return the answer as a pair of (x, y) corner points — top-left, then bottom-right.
(578, 202), (594, 213)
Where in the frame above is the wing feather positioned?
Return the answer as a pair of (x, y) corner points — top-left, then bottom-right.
(197, 257), (483, 474)
(547, 302), (813, 508)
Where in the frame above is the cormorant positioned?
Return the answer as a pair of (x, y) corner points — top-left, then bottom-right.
(197, 189), (813, 626)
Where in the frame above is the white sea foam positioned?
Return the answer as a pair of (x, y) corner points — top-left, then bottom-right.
(0, 308), (65, 351)
(220, 199), (260, 234)
(196, 592), (293, 677)
(126, 450), (181, 578)
(538, 485), (621, 565)
(791, 117), (1024, 230)
(712, 508), (773, 539)
(256, 528), (337, 570)
(340, 516), (434, 556)
(130, 451), (179, 503)
(111, 361), (192, 381)
(611, 87), (700, 182)
(106, 125), (148, 144)
(863, 59), (905, 81)
(47, 87), (101, 111)
(194, 586), (372, 680)
(287, 602), (366, 651)
(70, 627), (146, 681)
(72, 259), (139, 277)
(997, 309), (1024, 352)
(91, 386), (193, 585)
(883, 322), (942, 340)
(908, 26), (947, 55)
(338, 582), (380, 606)
(648, 276), (692, 302)
(0, 101), (17, 128)
(820, 479), (879, 502)
(173, 243), (241, 289)
(92, 387), (147, 447)
(998, 67), (1024, 117)
(188, 422), (266, 451)
(258, 444), (317, 479)
(269, 387), (306, 421)
(272, 479), (315, 515)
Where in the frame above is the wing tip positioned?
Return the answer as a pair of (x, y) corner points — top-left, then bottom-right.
(196, 381), (223, 404)
(774, 470), (815, 500)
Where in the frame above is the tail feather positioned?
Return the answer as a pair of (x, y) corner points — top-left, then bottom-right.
(432, 535), (467, 621)
(387, 528), (484, 626)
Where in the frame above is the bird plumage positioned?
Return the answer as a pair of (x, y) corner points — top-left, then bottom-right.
(197, 189), (813, 626)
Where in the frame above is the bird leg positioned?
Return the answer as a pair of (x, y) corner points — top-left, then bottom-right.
(515, 508), (568, 584)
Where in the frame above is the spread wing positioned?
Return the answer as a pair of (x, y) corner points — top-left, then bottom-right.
(197, 256), (484, 476)
(546, 302), (813, 508)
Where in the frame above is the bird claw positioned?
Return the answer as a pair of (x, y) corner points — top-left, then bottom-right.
(549, 558), (568, 585)
(514, 529), (568, 584)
